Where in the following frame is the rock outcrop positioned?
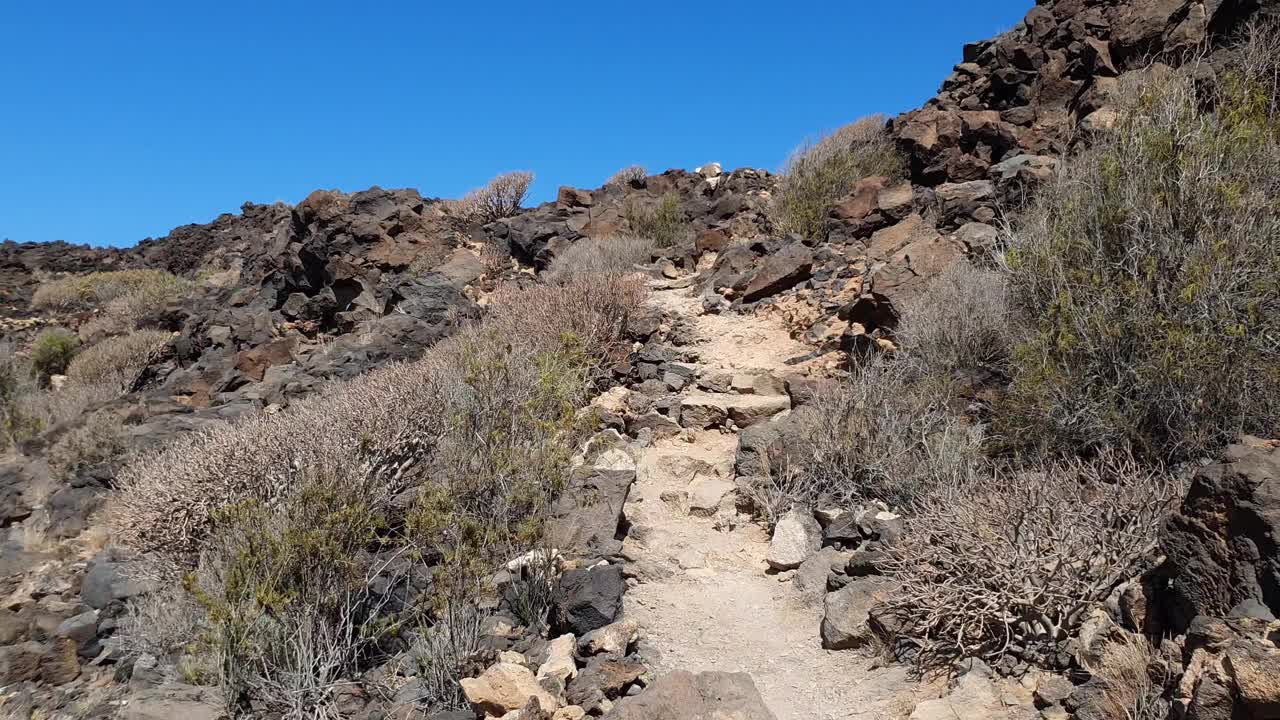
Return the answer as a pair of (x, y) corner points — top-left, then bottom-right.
(1160, 437), (1280, 632)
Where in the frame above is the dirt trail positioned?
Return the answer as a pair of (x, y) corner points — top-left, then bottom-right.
(619, 282), (936, 720)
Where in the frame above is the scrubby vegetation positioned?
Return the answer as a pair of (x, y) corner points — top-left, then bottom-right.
(760, 357), (981, 515)
(111, 269), (644, 714)
(65, 329), (171, 393)
(29, 327), (79, 384)
(999, 35), (1280, 462)
(882, 453), (1179, 668)
(772, 115), (904, 240)
(32, 269), (191, 314)
(623, 191), (687, 248)
(545, 234), (655, 283)
(452, 171), (534, 224)
(606, 165), (647, 186)
(47, 410), (128, 479)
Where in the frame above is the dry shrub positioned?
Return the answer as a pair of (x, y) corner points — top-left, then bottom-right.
(1001, 31), (1280, 461)
(882, 454), (1181, 669)
(111, 273), (645, 715)
(65, 330), (171, 392)
(895, 263), (1013, 380)
(606, 165), (647, 187)
(545, 235), (655, 283)
(622, 192), (688, 248)
(772, 115), (904, 239)
(451, 171), (534, 224)
(0, 344), (38, 451)
(47, 410), (129, 479)
(765, 357), (982, 511)
(411, 602), (486, 712)
(29, 327), (79, 383)
(32, 269), (191, 313)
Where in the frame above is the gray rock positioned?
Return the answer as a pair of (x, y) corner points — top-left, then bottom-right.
(548, 467), (635, 561)
(821, 577), (899, 650)
(604, 670), (776, 720)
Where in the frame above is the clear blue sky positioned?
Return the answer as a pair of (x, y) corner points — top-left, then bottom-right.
(1, 1), (1029, 248)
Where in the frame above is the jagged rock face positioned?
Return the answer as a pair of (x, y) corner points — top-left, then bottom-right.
(1159, 438), (1280, 632)
(892, 0), (1277, 193)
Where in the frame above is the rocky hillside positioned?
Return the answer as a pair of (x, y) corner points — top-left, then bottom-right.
(2, 0), (1278, 718)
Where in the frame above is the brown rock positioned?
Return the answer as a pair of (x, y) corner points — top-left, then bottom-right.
(556, 186), (594, 210)
(1224, 639), (1280, 718)
(460, 662), (559, 716)
(604, 670), (776, 720)
(234, 337), (296, 382)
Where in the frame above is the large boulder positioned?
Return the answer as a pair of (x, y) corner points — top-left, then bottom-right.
(821, 576), (899, 650)
(1159, 438), (1280, 631)
(548, 467), (636, 561)
(603, 670), (776, 720)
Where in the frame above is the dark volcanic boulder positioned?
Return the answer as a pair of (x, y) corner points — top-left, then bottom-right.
(1159, 438), (1280, 631)
(552, 563), (625, 635)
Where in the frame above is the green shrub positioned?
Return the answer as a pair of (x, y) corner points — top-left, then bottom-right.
(623, 192), (687, 248)
(32, 269), (191, 313)
(1000, 46), (1280, 461)
(29, 328), (79, 383)
(112, 273), (645, 713)
(772, 115), (904, 240)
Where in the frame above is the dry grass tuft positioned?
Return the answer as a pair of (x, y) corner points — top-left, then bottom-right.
(772, 115), (905, 239)
(606, 165), (647, 187)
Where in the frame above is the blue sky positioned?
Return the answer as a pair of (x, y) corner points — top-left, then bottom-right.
(1, 1), (1029, 248)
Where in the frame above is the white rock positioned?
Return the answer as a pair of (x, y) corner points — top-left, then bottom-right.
(536, 634), (577, 688)
(766, 508), (822, 570)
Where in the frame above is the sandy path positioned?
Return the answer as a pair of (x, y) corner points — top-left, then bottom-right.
(618, 282), (935, 720)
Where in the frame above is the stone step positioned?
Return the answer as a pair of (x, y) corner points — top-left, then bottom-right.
(678, 391), (790, 430)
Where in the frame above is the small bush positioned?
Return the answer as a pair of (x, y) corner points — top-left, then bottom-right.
(412, 602), (487, 711)
(47, 410), (128, 479)
(32, 269), (191, 313)
(1000, 38), (1280, 461)
(895, 263), (1013, 381)
(606, 165), (647, 187)
(29, 328), (79, 383)
(763, 357), (982, 511)
(881, 454), (1180, 669)
(623, 192), (688, 248)
(65, 330), (170, 393)
(0, 344), (39, 450)
(545, 235), (655, 283)
(772, 115), (904, 239)
(452, 171), (534, 224)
